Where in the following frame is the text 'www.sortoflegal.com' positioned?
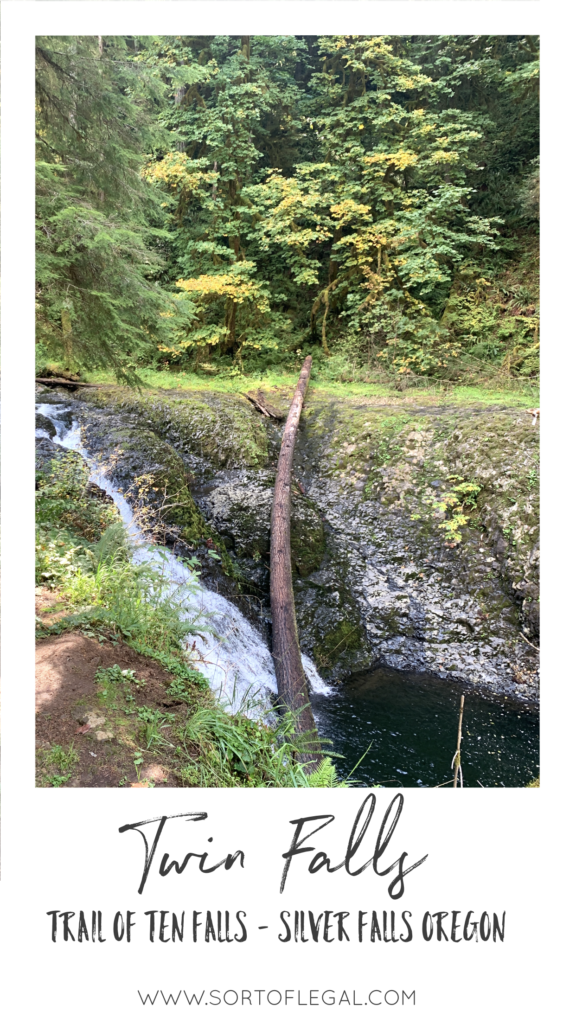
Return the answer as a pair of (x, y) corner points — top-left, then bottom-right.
(137, 989), (416, 1008)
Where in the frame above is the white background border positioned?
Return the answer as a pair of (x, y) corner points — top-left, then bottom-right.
(1, 3), (574, 1021)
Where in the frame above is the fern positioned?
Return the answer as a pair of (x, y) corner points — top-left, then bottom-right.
(302, 757), (346, 788)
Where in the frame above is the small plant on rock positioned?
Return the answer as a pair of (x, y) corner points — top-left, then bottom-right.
(418, 476), (482, 546)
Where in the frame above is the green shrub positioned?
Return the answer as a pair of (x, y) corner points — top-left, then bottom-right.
(36, 452), (119, 541)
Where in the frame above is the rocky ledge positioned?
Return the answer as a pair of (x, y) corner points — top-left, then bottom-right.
(37, 383), (539, 702)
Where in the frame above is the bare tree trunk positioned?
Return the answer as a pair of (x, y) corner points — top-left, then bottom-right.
(270, 356), (320, 762)
(61, 308), (73, 367)
(174, 85), (187, 152)
(225, 298), (237, 351)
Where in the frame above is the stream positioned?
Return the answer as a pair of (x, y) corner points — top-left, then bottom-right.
(36, 397), (539, 787)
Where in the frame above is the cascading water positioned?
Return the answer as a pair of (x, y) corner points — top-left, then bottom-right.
(36, 401), (331, 715)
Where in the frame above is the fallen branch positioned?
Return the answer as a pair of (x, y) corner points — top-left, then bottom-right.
(520, 632), (540, 652)
(270, 356), (320, 763)
(242, 392), (271, 417)
(242, 391), (284, 421)
(451, 695), (465, 788)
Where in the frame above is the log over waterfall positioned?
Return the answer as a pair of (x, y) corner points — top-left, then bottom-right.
(270, 356), (321, 762)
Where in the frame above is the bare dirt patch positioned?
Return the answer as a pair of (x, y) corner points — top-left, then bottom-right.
(35, 586), (70, 627)
(36, 633), (188, 788)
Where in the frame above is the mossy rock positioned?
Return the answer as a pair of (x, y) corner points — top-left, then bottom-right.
(313, 619), (364, 672)
(204, 480), (325, 577)
(81, 387), (269, 470)
(83, 421), (207, 543)
(290, 496), (326, 577)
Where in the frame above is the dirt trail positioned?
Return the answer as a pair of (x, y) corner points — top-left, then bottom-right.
(36, 632), (181, 788)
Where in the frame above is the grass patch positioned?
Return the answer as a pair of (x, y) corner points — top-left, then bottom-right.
(36, 454), (209, 662)
(81, 365), (538, 409)
(37, 744), (80, 787)
(175, 701), (347, 789)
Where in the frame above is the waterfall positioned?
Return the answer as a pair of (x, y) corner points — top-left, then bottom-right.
(36, 402), (331, 714)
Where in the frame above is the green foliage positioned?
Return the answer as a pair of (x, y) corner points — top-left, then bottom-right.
(179, 700), (349, 788)
(36, 455), (205, 661)
(36, 36), (537, 382)
(128, 641), (209, 692)
(137, 705), (176, 749)
(38, 744), (80, 787)
(36, 452), (119, 541)
(418, 476), (482, 545)
(441, 248), (539, 378)
(36, 530), (86, 589)
(94, 664), (147, 715)
(35, 451), (127, 588)
(304, 757), (346, 788)
(146, 35), (508, 373)
(36, 34), (538, 381)
(139, 35), (310, 367)
(185, 706), (263, 774)
(406, 36), (539, 227)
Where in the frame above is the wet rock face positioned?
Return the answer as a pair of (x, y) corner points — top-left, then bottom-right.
(296, 398), (539, 699)
(81, 411), (206, 545)
(202, 476), (326, 589)
(207, 479), (274, 559)
(70, 385), (539, 701)
(36, 413), (57, 439)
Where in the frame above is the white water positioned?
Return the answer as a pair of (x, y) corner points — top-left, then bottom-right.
(36, 402), (332, 713)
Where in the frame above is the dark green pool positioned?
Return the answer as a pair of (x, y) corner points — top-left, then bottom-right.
(311, 667), (539, 788)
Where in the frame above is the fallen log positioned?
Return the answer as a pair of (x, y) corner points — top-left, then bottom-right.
(36, 377), (101, 390)
(270, 355), (320, 763)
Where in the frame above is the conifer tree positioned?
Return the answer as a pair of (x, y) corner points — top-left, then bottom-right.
(36, 34), (191, 381)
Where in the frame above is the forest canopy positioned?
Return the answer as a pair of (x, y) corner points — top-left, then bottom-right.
(35, 34), (539, 384)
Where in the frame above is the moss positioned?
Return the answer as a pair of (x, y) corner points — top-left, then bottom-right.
(108, 426), (207, 542)
(313, 619), (364, 671)
(82, 386), (269, 469)
(291, 498), (326, 577)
